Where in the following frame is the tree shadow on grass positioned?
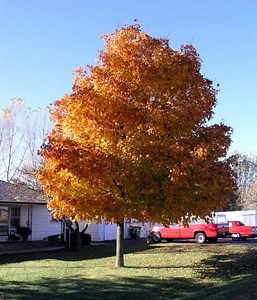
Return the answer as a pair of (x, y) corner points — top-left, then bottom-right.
(124, 244), (257, 299)
(190, 246), (257, 300)
(0, 273), (257, 300)
(0, 243), (257, 299)
(0, 275), (222, 300)
(196, 246), (257, 279)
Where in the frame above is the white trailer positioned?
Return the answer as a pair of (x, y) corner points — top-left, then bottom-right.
(214, 210), (257, 226)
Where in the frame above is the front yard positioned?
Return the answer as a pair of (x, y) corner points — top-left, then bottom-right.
(0, 239), (257, 299)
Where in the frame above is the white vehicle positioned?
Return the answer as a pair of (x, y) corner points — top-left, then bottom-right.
(211, 213), (229, 236)
(214, 210), (257, 227)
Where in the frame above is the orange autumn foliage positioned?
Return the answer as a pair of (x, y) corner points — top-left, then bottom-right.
(38, 24), (235, 224)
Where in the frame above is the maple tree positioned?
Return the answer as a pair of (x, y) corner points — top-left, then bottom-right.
(38, 24), (235, 267)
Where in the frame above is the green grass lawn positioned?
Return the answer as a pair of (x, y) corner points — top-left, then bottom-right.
(0, 240), (257, 299)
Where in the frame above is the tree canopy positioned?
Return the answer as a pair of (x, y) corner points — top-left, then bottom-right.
(38, 24), (235, 228)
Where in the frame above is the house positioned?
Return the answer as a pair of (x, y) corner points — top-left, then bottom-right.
(0, 180), (129, 242)
(0, 180), (63, 241)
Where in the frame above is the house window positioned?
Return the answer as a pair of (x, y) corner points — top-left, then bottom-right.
(0, 207), (9, 226)
(10, 207), (21, 228)
(0, 207), (9, 234)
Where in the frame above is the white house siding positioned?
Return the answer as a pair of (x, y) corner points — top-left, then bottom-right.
(95, 220), (130, 241)
(31, 205), (62, 240)
(104, 222), (117, 240)
(78, 220), (101, 242)
(78, 220), (117, 241)
(79, 220), (129, 241)
(124, 223), (130, 239)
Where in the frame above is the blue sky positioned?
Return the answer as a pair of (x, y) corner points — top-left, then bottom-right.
(0, 0), (256, 155)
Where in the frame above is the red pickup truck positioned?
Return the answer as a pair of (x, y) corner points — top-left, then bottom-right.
(149, 220), (219, 244)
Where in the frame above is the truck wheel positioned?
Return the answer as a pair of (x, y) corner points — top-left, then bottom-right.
(231, 233), (240, 241)
(152, 232), (161, 243)
(195, 232), (206, 244)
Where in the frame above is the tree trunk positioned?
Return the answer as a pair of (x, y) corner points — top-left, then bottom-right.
(115, 222), (124, 267)
(73, 221), (81, 251)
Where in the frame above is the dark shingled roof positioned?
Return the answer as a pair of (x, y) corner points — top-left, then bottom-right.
(0, 180), (47, 204)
